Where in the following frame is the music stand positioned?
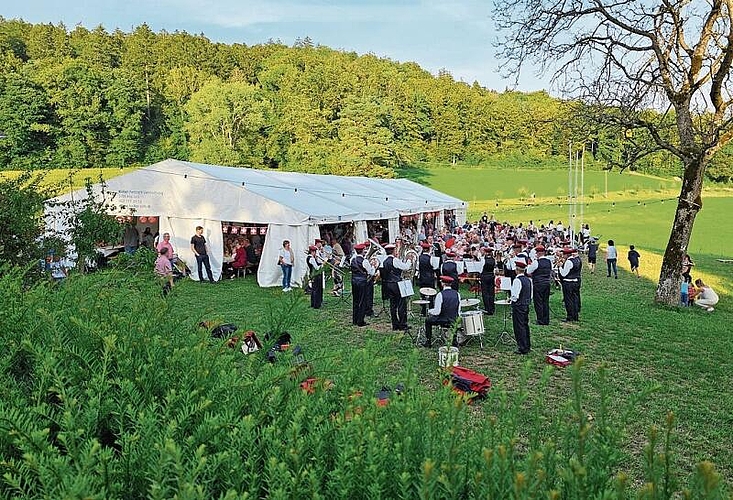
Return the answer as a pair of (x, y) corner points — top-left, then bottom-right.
(494, 280), (514, 346)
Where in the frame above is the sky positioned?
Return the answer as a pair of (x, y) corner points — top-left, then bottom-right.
(2, 0), (554, 93)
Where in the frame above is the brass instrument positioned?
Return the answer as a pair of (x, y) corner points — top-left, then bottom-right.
(396, 239), (419, 280)
(304, 249), (343, 277)
(365, 238), (386, 280)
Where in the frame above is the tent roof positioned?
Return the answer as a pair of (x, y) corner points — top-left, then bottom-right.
(141, 159), (465, 223)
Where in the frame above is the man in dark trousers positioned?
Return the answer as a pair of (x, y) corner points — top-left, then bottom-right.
(559, 247), (582, 322)
(424, 276), (461, 347)
(526, 245), (552, 325)
(306, 244), (324, 309)
(479, 246), (496, 315)
(190, 226), (215, 283)
(350, 243), (374, 326)
(417, 242), (438, 315)
(381, 243), (411, 331)
(509, 260), (532, 354)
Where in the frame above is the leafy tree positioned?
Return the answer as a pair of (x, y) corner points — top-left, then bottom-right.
(46, 176), (124, 272)
(0, 171), (53, 268)
(0, 72), (55, 169)
(184, 78), (272, 167)
(494, 0), (733, 305)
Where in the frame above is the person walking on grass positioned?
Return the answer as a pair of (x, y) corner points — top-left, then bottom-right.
(628, 245), (641, 278)
(605, 239), (618, 279)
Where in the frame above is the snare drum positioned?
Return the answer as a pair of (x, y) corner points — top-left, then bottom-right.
(461, 310), (485, 337)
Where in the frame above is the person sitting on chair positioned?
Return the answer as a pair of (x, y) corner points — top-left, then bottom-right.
(230, 239), (248, 278)
(423, 275), (462, 347)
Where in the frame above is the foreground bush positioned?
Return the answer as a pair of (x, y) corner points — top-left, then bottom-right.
(0, 269), (728, 499)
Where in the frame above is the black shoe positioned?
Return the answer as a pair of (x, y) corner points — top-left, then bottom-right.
(514, 350), (529, 355)
(357, 322), (368, 327)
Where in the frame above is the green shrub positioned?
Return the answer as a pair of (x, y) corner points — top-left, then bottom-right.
(0, 270), (728, 499)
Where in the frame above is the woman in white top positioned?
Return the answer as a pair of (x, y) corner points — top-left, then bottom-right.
(278, 240), (295, 291)
(605, 239), (618, 278)
(693, 279), (719, 312)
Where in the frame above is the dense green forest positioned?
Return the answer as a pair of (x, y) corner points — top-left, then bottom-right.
(0, 18), (730, 181)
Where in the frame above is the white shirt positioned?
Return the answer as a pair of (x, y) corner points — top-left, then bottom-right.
(351, 254), (376, 276)
(559, 256), (577, 277)
(279, 247), (293, 265)
(510, 273), (531, 302)
(307, 255), (322, 270)
(606, 246), (618, 260)
(428, 289), (462, 316)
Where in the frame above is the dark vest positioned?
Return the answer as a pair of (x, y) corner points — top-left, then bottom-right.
(351, 255), (367, 279)
(480, 255), (495, 278)
(531, 257), (552, 285)
(418, 253), (434, 285)
(516, 275), (532, 305)
(442, 261), (458, 282)
(437, 288), (460, 322)
(382, 256), (402, 283)
(566, 256), (582, 280)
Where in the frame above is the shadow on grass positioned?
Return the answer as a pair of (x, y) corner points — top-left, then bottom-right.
(395, 165), (434, 185)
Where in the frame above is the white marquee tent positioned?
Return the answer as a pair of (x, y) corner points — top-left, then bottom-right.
(46, 159), (467, 287)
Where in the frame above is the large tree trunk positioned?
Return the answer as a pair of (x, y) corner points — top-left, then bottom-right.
(654, 158), (706, 305)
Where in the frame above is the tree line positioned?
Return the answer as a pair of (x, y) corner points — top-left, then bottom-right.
(0, 18), (730, 181)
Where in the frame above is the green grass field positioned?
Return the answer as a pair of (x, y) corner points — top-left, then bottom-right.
(398, 165), (680, 202)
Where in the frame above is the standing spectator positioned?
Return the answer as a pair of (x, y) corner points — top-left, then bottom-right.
(190, 226), (215, 283)
(278, 240), (294, 291)
(680, 280), (690, 307)
(586, 237), (599, 274)
(157, 233), (176, 261)
(123, 220), (140, 255)
(155, 247), (174, 295)
(141, 227), (155, 248)
(681, 254), (694, 283)
(693, 279), (719, 312)
(605, 239), (618, 278)
(627, 245), (641, 278)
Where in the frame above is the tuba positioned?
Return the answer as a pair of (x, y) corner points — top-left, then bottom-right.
(365, 238), (387, 274)
(397, 240), (419, 280)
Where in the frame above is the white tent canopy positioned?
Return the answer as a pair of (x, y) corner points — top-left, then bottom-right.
(46, 159), (467, 287)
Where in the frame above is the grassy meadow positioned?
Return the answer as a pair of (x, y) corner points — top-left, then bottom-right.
(2, 163), (732, 496)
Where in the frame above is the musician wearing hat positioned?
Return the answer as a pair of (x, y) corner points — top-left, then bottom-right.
(526, 245), (552, 325)
(381, 243), (411, 331)
(441, 251), (460, 290)
(350, 242), (375, 326)
(559, 247), (582, 322)
(307, 244), (324, 309)
(424, 276), (462, 347)
(509, 260), (532, 354)
(417, 241), (438, 314)
(479, 246), (496, 315)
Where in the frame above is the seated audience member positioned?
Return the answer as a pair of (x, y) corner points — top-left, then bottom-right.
(50, 255), (69, 282)
(155, 247), (174, 295)
(230, 239), (248, 277)
(693, 278), (719, 312)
